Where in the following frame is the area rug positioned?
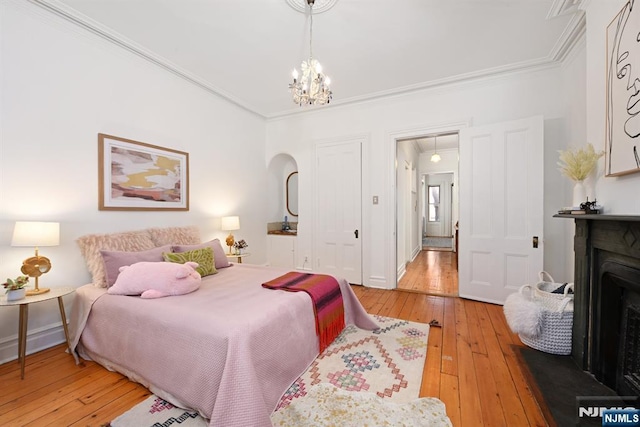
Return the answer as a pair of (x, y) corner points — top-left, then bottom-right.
(110, 315), (441, 426)
(275, 315), (430, 409)
(423, 237), (453, 249)
(108, 396), (206, 427)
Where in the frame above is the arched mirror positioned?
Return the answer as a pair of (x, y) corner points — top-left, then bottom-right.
(286, 171), (298, 217)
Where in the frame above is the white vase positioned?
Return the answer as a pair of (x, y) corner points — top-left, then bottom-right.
(6, 288), (26, 302)
(572, 181), (586, 207)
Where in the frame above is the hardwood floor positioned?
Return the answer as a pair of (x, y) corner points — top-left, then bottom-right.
(0, 290), (547, 426)
(353, 286), (548, 427)
(398, 249), (459, 295)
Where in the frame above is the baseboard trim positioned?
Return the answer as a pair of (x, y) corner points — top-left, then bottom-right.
(0, 322), (67, 365)
(367, 276), (391, 289)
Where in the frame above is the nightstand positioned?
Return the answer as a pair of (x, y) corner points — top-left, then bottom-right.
(226, 253), (250, 263)
(0, 286), (75, 379)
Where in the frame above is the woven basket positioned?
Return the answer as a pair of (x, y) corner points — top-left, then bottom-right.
(520, 271), (574, 311)
(517, 287), (573, 355)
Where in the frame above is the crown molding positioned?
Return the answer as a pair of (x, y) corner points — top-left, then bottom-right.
(268, 8), (587, 119)
(267, 57), (560, 119)
(28, 0), (265, 119)
(547, 0), (583, 19)
(27, 0), (587, 121)
(548, 9), (586, 62)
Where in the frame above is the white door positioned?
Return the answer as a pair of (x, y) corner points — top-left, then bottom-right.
(459, 116), (544, 304)
(315, 140), (362, 284)
(425, 173), (453, 237)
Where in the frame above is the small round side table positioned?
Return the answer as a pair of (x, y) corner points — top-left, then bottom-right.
(226, 253), (250, 264)
(0, 286), (75, 379)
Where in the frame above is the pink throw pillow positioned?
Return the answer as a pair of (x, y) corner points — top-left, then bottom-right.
(172, 239), (230, 268)
(101, 244), (173, 287)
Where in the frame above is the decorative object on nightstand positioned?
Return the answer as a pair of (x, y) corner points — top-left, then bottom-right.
(3, 275), (29, 301)
(233, 239), (248, 255)
(221, 216), (240, 255)
(11, 221), (60, 295)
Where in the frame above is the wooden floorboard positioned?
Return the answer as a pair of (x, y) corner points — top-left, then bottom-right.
(398, 250), (458, 295)
(0, 281), (547, 426)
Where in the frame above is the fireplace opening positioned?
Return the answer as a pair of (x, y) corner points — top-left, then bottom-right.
(596, 261), (640, 397)
(621, 300), (640, 395)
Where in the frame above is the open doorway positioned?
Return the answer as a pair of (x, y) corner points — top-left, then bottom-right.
(396, 133), (459, 296)
(423, 172), (454, 250)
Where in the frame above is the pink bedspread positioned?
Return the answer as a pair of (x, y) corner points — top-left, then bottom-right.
(69, 264), (377, 427)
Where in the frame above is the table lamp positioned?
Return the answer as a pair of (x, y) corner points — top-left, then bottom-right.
(11, 221), (60, 295)
(221, 216), (240, 255)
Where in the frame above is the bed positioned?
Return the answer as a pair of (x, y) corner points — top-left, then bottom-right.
(69, 229), (377, 427)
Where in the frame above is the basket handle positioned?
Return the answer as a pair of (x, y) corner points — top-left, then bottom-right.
(564, 283), (574, 297)
(538, 271), (556, 283)
(519, 284), (533, 298)
(557, 297), (573, 316)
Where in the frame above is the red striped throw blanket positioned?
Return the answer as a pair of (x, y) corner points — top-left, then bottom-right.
(262, 272), (345, 353)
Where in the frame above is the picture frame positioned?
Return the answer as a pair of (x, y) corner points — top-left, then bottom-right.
(605, 0), (640, 177)
(98, 133), (189, 211)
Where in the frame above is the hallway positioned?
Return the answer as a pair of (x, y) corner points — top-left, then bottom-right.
(398, 250), (458, 295)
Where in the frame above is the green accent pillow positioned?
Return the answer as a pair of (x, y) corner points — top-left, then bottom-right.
(163, 247), (217, 277)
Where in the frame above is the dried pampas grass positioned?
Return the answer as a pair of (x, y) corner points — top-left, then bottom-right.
(557, 143), (604, 182)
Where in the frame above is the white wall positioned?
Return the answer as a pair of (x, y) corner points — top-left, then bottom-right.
(586, 1), (640, 214)
(266, 66), (571, 289)
(396, 140), (420, 277)
(554, 2), (640, 283)
(0, 1), (267, 362)
(557, 36), (588, 281)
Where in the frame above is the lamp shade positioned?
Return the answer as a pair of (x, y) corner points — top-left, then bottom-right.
(11, 221), (60, 247)
(221, 216), (240, 231)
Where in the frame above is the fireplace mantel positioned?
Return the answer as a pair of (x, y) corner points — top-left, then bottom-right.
(555, 214), (640, 377)
(554, 213), (640, 222)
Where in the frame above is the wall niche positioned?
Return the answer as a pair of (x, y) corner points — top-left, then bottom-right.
(267, 153), (298, 225)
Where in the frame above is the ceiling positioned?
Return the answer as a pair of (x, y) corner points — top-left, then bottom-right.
(418, 134), (460, 153)
(40, 0), (585, 118)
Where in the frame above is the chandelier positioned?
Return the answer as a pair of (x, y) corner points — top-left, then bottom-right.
(289, 0), (332, 106)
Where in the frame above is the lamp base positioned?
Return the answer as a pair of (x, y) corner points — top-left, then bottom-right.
(26, 287), (50, 296)
(225, 233), (235, 255)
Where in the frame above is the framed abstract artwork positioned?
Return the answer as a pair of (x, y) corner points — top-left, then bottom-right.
(605, 0), (640, 176)
(98, 133), (189, 211)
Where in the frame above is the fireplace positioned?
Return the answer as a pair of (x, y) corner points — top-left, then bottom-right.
(597, 260), (640, 395)
(567, 214), (640, 397)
